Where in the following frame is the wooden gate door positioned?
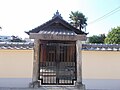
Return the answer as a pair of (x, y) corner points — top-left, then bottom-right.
(39, 41), (76, 85)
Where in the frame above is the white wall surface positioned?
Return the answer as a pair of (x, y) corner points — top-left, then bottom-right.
(0, 49), (120, 89)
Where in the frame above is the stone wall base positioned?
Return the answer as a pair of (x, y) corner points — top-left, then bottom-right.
(29, 81), (40, 88)
(75, 82), (86, 90)
(29, 81), (85, 90)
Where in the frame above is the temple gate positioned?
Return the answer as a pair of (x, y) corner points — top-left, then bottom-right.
(26, 11), (87, 89)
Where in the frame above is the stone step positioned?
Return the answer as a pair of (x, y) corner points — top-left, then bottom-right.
(0, 86), (85, 90)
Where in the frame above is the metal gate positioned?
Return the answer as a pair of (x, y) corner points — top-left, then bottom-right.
(39, 41), (76, 85)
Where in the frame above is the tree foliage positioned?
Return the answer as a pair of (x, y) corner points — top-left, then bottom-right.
(89, 34), (106, 44)
(69, 11), (87, 30)
(11, 36), (26, 42)
(105, 26), (120, 44)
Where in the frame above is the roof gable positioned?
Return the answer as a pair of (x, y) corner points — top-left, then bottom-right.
(26, 11), (87, 35)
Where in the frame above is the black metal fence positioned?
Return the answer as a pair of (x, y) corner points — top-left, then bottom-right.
(39, 41), (76, 85)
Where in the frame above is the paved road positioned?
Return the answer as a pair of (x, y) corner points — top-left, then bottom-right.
(0, 87), (115, 90)
(0, 86), (86, 90)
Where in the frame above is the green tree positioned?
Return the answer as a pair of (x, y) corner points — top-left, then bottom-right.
(69, 11), (87, 30)
(11, 36), (26, 42)
(89, 34), (106, 44)
(105, 26), (120, 44)
(0, 27), (1, 29)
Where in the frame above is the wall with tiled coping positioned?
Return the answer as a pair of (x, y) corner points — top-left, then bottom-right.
(0, 43), (120, 89)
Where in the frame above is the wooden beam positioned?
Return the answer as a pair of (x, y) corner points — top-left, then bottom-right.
(29, 33), (87, 41)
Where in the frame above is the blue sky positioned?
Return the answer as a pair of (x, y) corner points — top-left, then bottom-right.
(0, 0), (120, 38)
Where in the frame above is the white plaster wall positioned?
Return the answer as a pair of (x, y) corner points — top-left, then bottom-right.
(82, 50), (120, 89)
(0, 49), (120, 89)
(0, 49), (33, 87)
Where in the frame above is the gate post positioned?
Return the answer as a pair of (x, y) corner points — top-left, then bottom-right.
(29, 39), (40, 88)
(75, 40), (85, 90)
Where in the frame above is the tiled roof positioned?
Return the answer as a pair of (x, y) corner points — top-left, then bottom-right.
(26, 11), (87, 35)
(82, 44), (120, 51)
(38, 27), (77, 36)
(0, 42), (120, 51)
(0, 42), (33, 50)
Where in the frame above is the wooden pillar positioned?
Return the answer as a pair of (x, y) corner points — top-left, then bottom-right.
(76, 40), (82, 83)
(29, 39), (40, 88)
(75, 40), (85, 89)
